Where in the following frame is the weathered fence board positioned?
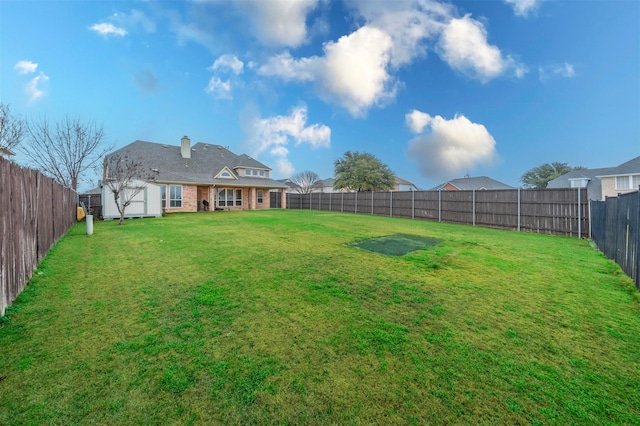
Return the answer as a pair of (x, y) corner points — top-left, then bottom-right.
(271, 188), (589, 237)
(0, 157), (76, 316)
(591, 191), (639, 289)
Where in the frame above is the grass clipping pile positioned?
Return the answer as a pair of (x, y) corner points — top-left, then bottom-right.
(349, 234), (442, 256)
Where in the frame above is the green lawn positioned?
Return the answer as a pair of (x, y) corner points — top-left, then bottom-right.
(1, 210), (639, 425)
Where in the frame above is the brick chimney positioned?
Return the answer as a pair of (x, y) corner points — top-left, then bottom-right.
(181, 136), (191, 159)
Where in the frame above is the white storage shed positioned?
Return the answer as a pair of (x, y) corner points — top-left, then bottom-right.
(102, 180), (163, 220)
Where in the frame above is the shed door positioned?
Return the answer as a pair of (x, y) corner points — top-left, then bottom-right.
(122, 187), (146, 215)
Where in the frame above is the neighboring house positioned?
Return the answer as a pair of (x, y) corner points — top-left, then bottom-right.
(547, 156), (640, 200)
(311, 178), (346, 193)
(104, 136), (289, 212)
(432, 176), (514, 191)
(393, 176), (419, 191)
(277, 178), (302, 193)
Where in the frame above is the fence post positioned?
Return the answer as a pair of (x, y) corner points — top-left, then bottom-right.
(438, 189), (442, 222)
(577, 187), (581, 238)
(390, 191), (393, 217)
(371, 191), (374, 215)
(355, 191), (358, 214)
(472, 189), (476, 226)
(412, 190), (415, 220)
(517, 187), (521, 232)
(329, 192), (331, 211)
(341, 192), (344, 212)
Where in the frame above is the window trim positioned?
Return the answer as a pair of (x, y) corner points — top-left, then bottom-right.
(217, 188), (242, 207)
(169, 185), (182, 208)
(615, 175), (633, 190)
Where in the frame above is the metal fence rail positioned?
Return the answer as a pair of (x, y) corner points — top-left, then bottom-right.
(591, 191), (639, 289)
(271, 188), (590, 237)
(0, 157), (76, 316)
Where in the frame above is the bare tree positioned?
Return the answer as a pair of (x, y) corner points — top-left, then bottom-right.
(0, 103), (25, 157)
(103, 153), (156, 225)
(290, 170), (320, 194)
(21, 115), (111, 191)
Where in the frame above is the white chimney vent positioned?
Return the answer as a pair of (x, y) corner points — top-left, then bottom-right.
(181, 136), (191, 159)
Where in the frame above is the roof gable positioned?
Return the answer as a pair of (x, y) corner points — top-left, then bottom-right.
(433, 176), (514, 191)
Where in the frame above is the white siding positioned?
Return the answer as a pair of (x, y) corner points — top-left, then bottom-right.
(102, 180), (162, 219)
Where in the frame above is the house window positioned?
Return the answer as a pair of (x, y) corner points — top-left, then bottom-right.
(246, 169), (266, 177)
(218, 188), (242, 207)
(169, 185), (182, 208)
(257, 189), (263, 204)
(615, 175), (637, 190)
(220, 171), (232, 178)
(633, 175), (640, 189)
(161, 185), (166, 208)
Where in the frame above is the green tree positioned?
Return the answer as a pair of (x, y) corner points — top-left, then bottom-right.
(521, 162), (586, 188)
(334, 151), (395, 192)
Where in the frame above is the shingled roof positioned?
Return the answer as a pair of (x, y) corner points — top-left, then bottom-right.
(431, 176), (514, 191)
(547, 155), (640, 199)
(106, 140), (288, 189)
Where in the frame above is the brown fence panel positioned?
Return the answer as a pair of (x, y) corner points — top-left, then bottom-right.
(280, 188), (589, 237)
(591, 192), (639, 289)
(414, 191), (439, 220)
(475, 190), (519, 230)
(391, 191), (413, 219)
(440, 191), (473, 225)
(372, 192), (389, 216)
(0, 157), (76, 316)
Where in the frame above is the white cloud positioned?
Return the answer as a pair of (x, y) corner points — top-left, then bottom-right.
(246, 105), (330, 175)
(89, 22), (128, 37)
(205, 77), (232, 99)
(258, 51), (317, 82)
(276, 158), (295, 177)
(258, 2), (526, 116)
(209, 54), (244, 75)
(437, 14), (527, 82)
(504, 0), (543, 17)
(14, 60), (38, 74)
(348, 0), (450, 68)
(259, 26), (396, 117)
(539, 63), (576, 81)
(406, 109), (433, 134)
(238, 0), (321, 47)
(26, 72), (49, 103)
(406, 111), (498, 179)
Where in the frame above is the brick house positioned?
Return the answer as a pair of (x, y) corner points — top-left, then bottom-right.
(104, 136), (289, 212)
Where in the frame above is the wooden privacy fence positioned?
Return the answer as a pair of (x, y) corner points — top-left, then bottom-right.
(271, 188), (589, 237)
(0, 157), (76, 316)
(590, 191), (639, 289)
(78, 193), (102, 219)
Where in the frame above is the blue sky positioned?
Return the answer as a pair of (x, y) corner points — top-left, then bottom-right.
(2, 0), (639, 191)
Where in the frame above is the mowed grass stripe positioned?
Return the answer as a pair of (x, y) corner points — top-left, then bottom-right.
(0, 209), (638, 425)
